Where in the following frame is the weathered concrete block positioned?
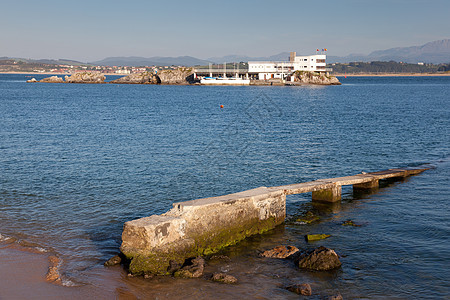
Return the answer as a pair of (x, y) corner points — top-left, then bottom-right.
(353, 179), (379, 190)
(120, 187), (286, 275)
(312, 184), (342, 202)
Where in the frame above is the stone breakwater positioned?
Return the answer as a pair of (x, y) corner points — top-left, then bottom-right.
(27, 69), (341, 85)
(119, 167), (429, 276)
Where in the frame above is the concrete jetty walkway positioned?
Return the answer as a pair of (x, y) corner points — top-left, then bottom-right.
(120, 167), (430, 275)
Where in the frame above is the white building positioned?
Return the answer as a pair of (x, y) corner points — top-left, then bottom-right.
(248, 52), (330, 80)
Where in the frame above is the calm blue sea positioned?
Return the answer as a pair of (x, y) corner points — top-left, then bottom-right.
(0, 74), (449, 298)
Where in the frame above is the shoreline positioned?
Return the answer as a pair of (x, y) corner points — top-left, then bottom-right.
(2, 71), (450, 77)
(334, 72), (450, 77)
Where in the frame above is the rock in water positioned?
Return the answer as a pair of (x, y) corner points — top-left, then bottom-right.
(260, 245), (299, 259)
(65, 72), (105, 83)
(46, 256), (62, 284)
(173, 256), (205, 278)
(341, 219), (362, 227)
(296, 211), (320, 224)
(39, 76), (64, 83)
(286, 283), (312, 296)
(211, 272), (238, 284)
(305, 234), (331, 242)
(110, 72), (160, 84)
(293, 71), (341, 85)
(328, 293), (344, 300)
(157, 67), (194, 84)
(26, 78), (37, 83)
(297, 246), (341, 271)
(104, 255), (122, 266)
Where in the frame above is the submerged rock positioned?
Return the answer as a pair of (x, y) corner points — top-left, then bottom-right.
(286, 283), (312, 296)
(296, 211), (320, 224)
(104, 255), (122, 266)
(39, 76), (64, 83)
(211, 272), (238, 284)
(328, 293), (344, 300)
(65, 72), (105, 83)
(173, 256), (205, 278)
(260, 245), (299, 259)
(110, 72), (160, 84)
(305, 234), (331, 242)
(297, 246), (341, 271)
(342, 219), (362, 227)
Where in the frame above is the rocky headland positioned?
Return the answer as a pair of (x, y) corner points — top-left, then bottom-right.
(109, 71), (160, 84)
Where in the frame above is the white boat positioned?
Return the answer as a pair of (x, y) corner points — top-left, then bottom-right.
(200, 77), (250, 85)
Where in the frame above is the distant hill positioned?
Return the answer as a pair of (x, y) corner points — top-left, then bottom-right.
(90, 56), (212, 67)
(0, 57), (87, 66)
(328, 39), (450, 64)
(207, 52), (291, 63)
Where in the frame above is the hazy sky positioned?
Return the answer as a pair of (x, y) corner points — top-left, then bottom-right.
(1, 0), (449, 62)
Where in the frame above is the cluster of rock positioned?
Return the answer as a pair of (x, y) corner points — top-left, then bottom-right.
(293, 71), (341, 85)
(29, 68), (195, 85)
(27, 76), (64, 83)
(110, 71), (160, 84)
(156, 67), (194, 84)
(259, 245), (342, 298)
(65, 72), (105, 83)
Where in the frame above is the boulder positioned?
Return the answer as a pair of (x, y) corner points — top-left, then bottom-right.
(173, 256), (205, 278)
(65, 72), (105, 83)
(297, 246), (341, 271)
(26, 78), (37, 83)
(157, 67), (194, 84)
(293, 71), (341, 85)
(110, 72), (160, 84)
(211, 272), (238, 284)
(104, 255), (122, 266)
(286, 283), (312, 296)
(260, 245), (299, 259)
(328, 293), (343, 300)
(39, 76), (64, 83)
(46, 256), (62, 284)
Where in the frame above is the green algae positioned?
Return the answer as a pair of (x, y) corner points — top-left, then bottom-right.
(296, 211), (320, 224)
(124, 216), (283, 275)
(305, 234), (331, 242)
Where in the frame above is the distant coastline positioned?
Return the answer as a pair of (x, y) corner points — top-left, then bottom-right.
(334, 72), (450, 77)
(2, 71), (450, 77)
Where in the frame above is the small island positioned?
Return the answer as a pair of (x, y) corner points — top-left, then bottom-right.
(26, 52), (342, 86)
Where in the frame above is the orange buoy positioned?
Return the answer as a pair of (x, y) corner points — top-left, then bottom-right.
(220, 105), (224, 108)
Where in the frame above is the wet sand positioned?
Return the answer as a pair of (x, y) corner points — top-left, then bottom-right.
(0, 246), (121, 299)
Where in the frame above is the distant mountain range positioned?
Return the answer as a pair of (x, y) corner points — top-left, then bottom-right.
(0, 57), (87, 66)
(2, 39), (449, 67)
(327, 39), (450, 64)
(89, 39), (450, 66)
(90, 56), (212, 67)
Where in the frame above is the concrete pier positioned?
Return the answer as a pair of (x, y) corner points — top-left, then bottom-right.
(120, 167), (430, 275)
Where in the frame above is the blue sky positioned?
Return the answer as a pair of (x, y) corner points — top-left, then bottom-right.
(1, 0), (449, 62)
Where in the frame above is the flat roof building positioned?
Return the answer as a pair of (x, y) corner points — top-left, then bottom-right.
(248, 52), (331, 80)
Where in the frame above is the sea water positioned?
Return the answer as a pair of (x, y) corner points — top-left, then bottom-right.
(0, 74), (449, 298)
